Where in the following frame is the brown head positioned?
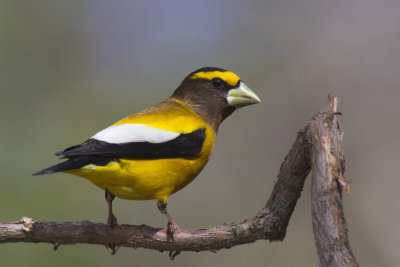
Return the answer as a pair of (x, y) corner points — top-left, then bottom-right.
(171, 67), (261, 131)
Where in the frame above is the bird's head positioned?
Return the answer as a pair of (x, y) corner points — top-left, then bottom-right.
(171, 67), (261, 131)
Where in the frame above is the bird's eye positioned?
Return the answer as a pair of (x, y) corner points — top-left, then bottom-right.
(211, 78), (224, 89)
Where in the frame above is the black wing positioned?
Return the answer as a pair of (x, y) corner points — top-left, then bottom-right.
(57, 128), (206, 158)
(33, 128), (206, 175)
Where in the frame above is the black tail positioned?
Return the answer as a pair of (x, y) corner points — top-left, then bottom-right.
(33, 156), (115, 176)
(33, 160), (78, 175)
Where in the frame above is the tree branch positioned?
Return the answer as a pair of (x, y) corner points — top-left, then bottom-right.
(0, 95), (358, 266)
(310, 95), (359, 266)
(0, 126), (309, 253)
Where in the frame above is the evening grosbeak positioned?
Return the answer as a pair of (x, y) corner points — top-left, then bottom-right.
(34, 67), (261, 237)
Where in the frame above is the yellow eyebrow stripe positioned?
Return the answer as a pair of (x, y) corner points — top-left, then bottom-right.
(190, 71), (240, 87)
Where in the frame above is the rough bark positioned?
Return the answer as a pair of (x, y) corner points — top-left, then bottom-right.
(0, 95), (358, 266)
(309, 96), (358, 266)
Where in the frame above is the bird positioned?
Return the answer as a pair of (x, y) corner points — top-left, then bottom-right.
(34, 67), (261, 237)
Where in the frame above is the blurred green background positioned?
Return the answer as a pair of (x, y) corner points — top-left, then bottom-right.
(1, 0), (399, 266)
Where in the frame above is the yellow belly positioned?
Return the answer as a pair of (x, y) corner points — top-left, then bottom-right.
(65, 99), (216, 202)
(66, 155), (209, 201)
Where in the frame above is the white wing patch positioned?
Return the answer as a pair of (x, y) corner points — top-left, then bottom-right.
(91, 124), (180, 144)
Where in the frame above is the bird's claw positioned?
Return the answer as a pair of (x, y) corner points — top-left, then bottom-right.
(166, 221), (180, 241)
(107, 214), (118, 229)
(169, 250), (181, 260)
(105, 244), (120, 255)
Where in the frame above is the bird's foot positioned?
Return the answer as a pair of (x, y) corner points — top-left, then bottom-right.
(169, 250), (181, 260)
(166, 221), (180, 241)
(107, 214), (118, 229)
(105, 244), (120, 255)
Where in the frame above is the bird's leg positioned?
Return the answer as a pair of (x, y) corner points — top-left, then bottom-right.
(105, 188), (118, 229)
(157, 199), (180, 240)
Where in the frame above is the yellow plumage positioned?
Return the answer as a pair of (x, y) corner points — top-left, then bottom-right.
(66, 98), (216, 202)
(35, 67), (261, 233)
